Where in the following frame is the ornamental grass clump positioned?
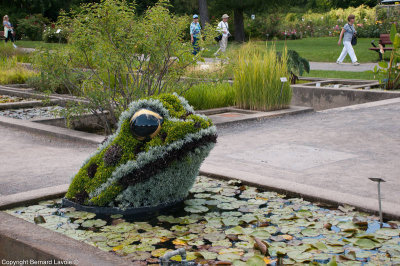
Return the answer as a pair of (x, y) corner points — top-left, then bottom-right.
(233, 43), (291, 111)
(183, 82), (235, 110)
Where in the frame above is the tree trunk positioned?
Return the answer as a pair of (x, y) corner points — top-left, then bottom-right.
(233, 8), (245, 43)
(198, 0), (210, 28)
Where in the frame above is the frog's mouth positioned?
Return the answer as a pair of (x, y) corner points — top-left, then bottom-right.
(118, 132), (217, 187)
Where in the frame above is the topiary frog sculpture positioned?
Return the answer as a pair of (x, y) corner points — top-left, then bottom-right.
(65, 93), (217, 209)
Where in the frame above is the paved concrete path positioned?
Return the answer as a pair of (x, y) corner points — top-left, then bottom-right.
(0, 126), (96, 195)
(203, 58), (378, 72)
(310, 62), (377, 72)
(201, 101), (400, 218)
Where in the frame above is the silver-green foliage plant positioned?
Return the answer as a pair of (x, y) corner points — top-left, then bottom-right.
(233, 43), (292, 111)
(65, 93), (217, 209)
(31, 0), (215, 133)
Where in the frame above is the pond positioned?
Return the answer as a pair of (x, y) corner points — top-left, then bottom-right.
(4, 176), (400, 265)
(0, 106), (63, 120)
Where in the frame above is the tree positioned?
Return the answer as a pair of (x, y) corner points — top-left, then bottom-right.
(210, 0), (279, 43)
(198, 0), (210, 28)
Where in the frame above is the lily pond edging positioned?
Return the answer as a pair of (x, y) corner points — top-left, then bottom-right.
(1, 176), (399, 265)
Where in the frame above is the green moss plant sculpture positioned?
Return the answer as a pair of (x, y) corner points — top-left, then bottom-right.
(64, 93), (217, 211)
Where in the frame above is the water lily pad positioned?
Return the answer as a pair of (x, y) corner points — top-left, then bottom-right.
(225, 226), (244, 235)
(221, 211), (242, 217)
(170, 252), (197, 261)
(354, 238), (382, 250)
(235, 241), (254, 249)
(244, 255), (266, 266)
(222, 217), (240, 226)
(184, 199), (207, 206)
(217, 253), (242, 261)
(375, 228), (400, 237)
(65, 211), (96, 220)
(125, 251), (151, 261)
(217, 202), (237, 210)
(178, 234), (198, 241)
(250, 229), (271, 239)
(81, 219), (107, 228)
(197, 251), (218, 260)
(301, 228), (320, 237)
(184, 205), (209, 213)
(287, 251), (312, 262)
(171, 225), (188, 232)
(212, 239), (232, 247)
(194, 193), (211, 199)
(205, 200), (220, 206)
(151, 248), (171, 257)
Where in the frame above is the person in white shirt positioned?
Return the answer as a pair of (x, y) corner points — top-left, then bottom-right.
(214, 14), (230, 56)
(3, 15), (17, 48)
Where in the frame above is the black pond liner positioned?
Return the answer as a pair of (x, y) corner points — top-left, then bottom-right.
(62, 198), (184, 217)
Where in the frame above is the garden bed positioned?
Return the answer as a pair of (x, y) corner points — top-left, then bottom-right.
(1, 176), (399, 265)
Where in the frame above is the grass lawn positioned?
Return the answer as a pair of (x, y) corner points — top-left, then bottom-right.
(19, 38), (388, 63)
(16, 41), (66, 49)
(205, 37), (390, 63)
(302, 70), (377, 80)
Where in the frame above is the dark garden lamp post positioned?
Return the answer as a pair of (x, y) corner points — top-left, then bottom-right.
(369, 177), (386, 228)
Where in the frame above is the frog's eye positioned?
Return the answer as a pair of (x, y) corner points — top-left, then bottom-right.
(129, 109), (163, 141)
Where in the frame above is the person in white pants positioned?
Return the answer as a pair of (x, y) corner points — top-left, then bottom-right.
(337, 14), (359, 66)
(214, 14), (230, 56)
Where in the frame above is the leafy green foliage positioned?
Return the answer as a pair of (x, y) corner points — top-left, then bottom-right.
(371, 24), (400, 90)
(16, 14), (49, 41)
(32, 0), (216, 133)
(183, 82), (235, 110)
(233, 43), (292, 111)
(285, 50), (310, 84)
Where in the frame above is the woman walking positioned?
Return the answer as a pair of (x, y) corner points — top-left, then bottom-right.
(214, 14), (230, 56)
(190, 14), (201, 55)
(337, 14), (359, 66)
(3, 15), (17, 48)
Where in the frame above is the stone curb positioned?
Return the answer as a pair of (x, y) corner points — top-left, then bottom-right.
(0, 99), (60, 110)
(206, 106), (313, 126)
(0, 116), (105, 145)
(199, 167), (400, 220)
(319, 97), (400, 113)
(0, 212), (132, 265)
(0, 184), (69, 210)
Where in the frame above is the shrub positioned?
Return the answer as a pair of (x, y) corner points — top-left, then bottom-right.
(43, 26), (68, 43)
(16, 14), (49, 41)
(32, 0), (215, 133)
(182, 82), (235, 110)
(233, 43), (291, 111)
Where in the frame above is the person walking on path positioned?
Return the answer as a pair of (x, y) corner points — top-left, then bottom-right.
(337, 14), (359, 66)
(190, 14), (201, 55)
(3, 15), (17, 48)
(214, 14), (230, 56)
